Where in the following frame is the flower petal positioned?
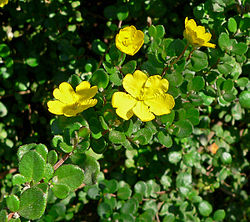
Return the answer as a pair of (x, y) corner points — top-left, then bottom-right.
(123, 70), (148, 99)
(144, 93), (175, 116)
(203, 42), (216, 48)
(196, 26), (206, 35)
(132, 101), (155, 122)
(186, 18), (197, 30)
(112, 92), (137, 120)
(76, 81), (98, 100)
(53, 82), (76, 104)
(144, 75), (169, 99)
(47, 100), (65, 115)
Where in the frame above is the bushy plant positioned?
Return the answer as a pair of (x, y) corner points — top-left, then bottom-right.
(0, 0), (249, 221)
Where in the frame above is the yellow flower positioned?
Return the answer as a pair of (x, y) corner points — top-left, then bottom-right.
(183, 17), (216, 48)
(112, 70), (175, 122)
(115, 25), (144, 56)
(47, 81), (98, 117)
(0, 0), (8, 7)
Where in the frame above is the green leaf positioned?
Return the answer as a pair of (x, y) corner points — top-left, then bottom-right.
(117, 187), (132, 200)
(218, 33), (231, 51)
(160, 111), (175, 126)
(173, 119), (193, 138)
(236, 77), (248, 87)
(12, 174), (27, 185)
(87, 185), (100, 199)
(231, 42), (248, 55)
(17, 143), (36, 161)
(91, 69), (109, 89)
(100, 179), (118, 193)
(134, 181), (147, 196)
(160, 175), (172, 189)
(239, 91), (250, 109)
(198, 201), (213, 217)
(166, 72), (184, 87)
(117, 6), (129, 21)
(18, 187), (47, 220)
(52, 183), (70, 199)
(176, 172), (192, 188)
(97, 202), (112, 219)
(189, 76), (205, 92)
(121, 198), (138, 215)
(217, 63), (233, 76)
(59, 141), (73, 153)
(157, 131), (173, 148)
(91, 137), (107, 154)
(222, 79), (234, 92)
(133, 128), (153, 145)
(228, 18), (237, 33)
(44, 163), (54, 182)
(220, 152), (232, 164)
(80, 155), (100, 185)
(6, 195), (20, 212)
(156, 25), (165, 38)
(168, 151), (182, 164)
(110, 71), (122, 86)
(19, 150), (46, 182)
(121, 60), (137, 74)
(109, 130), (126, 144)
(92, 39), (107, 55)
(48, 150), (58, 166)
(0, 102), (7, 117)
(35, 144), (48, 161)
(0, 44), (10, 58)
(0, 210), (8, 222)
(26, 57), (39, 67)
(190, 50), (208, 71)
(163, 214), (175, 222)
(213, 209), (226, 221)
(53, 164), (84, 190)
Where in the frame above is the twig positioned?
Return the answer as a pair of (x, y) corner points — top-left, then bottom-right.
(53, 152), (73, 171)
(161, 44), (189, 76)
(118, 20), (123, 29)
(8, 213), (15, 221)
(0, 168), (17, 180)
(0, 90), (31, 99)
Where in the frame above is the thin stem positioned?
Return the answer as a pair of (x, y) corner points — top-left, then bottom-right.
(186, 48), (196, 62)
(161, 44), (189, 76)
(53, 152), (73, 171)
(53, 135), (78, 171)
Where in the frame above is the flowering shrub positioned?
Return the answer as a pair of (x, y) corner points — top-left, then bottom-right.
(0, 0), (249, 222)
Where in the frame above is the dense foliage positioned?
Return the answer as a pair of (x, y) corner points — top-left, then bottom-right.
(0, 0), (249, 221)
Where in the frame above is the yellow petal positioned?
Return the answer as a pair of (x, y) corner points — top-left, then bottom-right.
(196, 26), (206, 35)
(144, 93), (175, 116)
(132, 101), (155, 122)
(202, 32), (212, 42)
(47, 100), (65, 115)
(186, 19), (197, 30)
(144, 75), (169, 99)
(75, 99), (98, 113)
(203, 42), (216, 48)
(53, 82), (76, 104)
(123, 70), (148, 99)
(115, 26), (144, 56)
(76, 81), (98, 100)
(112, 92), (137, 120)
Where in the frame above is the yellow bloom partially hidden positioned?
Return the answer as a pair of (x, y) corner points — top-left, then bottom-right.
(184, 17), (216, 48)
(115, 25), (144, 56)
(112, 70), (175, 122)
(47, 82), (98, 117)
(0, 0), (8, 7)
